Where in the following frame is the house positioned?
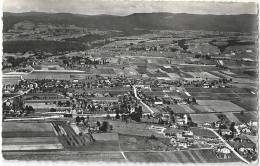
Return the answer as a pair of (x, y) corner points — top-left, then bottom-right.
(178, 141), (188, 149)
(182, 130), (194, 137)
(202, 83), (210, 88)
(215, 146), (231, 159)
(220, 129), (232, 136)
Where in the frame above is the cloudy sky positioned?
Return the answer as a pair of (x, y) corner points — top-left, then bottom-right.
(3, 0), (258, 15)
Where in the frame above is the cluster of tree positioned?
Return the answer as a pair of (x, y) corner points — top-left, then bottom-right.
(4, 56), (28, 68)
(115, 105), (143, 123)
(97, 121), (112, 132)
(75, 116), (89, 125)
(194, 54), (212, 59)
(3, 40), (86, 54)
(57, 101), (71, 107)
(183, 97), (197, 104)
(24, 105), (35, 114)
(64, 34), (107, 43)
(3, 102), (35, 118)
(130, 106), (143, 122)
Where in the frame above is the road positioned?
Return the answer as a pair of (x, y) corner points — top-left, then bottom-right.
(132, 85), (154, 114)
(205, 127), (250, 164)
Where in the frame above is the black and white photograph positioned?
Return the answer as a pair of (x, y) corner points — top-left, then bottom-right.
(1, 0), (258, 164)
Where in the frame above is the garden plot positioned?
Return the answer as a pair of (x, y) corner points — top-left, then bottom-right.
(196, 100), (246, 112)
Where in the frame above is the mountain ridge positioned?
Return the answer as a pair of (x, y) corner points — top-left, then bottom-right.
(3, 12), (258, 32)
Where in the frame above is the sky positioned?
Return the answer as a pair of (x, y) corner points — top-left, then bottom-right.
(3, 0), (258, 16)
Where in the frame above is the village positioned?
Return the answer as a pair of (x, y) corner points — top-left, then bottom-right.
(2, 7), (258, 162)
(3, 31), (258, 162)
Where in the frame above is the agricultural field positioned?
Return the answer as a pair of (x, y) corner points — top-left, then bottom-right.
(179, 65), (219, 72)
(231, 97), (258, 111)
(3, 151), (126, 161)
(190, 128), (218, 138)
(124, 149), (241, 163)
(96, 68), (115, 75)
(3, 122), (55, 133)
(2, 122), (62, 151)
(196, 100), (246, 113)
(233, 111), (258, 123)
(186, 72), (219, 79)
(118, 134), (171, 151)
(185, 87), (256, 101)
(155, 104), (195, 114)
(109, 120), (165, 138)
(190, 114), (219, 124)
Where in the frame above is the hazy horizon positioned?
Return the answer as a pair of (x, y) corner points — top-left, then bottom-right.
(3, 0), (258, 16)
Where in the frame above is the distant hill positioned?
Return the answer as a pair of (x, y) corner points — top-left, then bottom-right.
(3, 12), (258, 32)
